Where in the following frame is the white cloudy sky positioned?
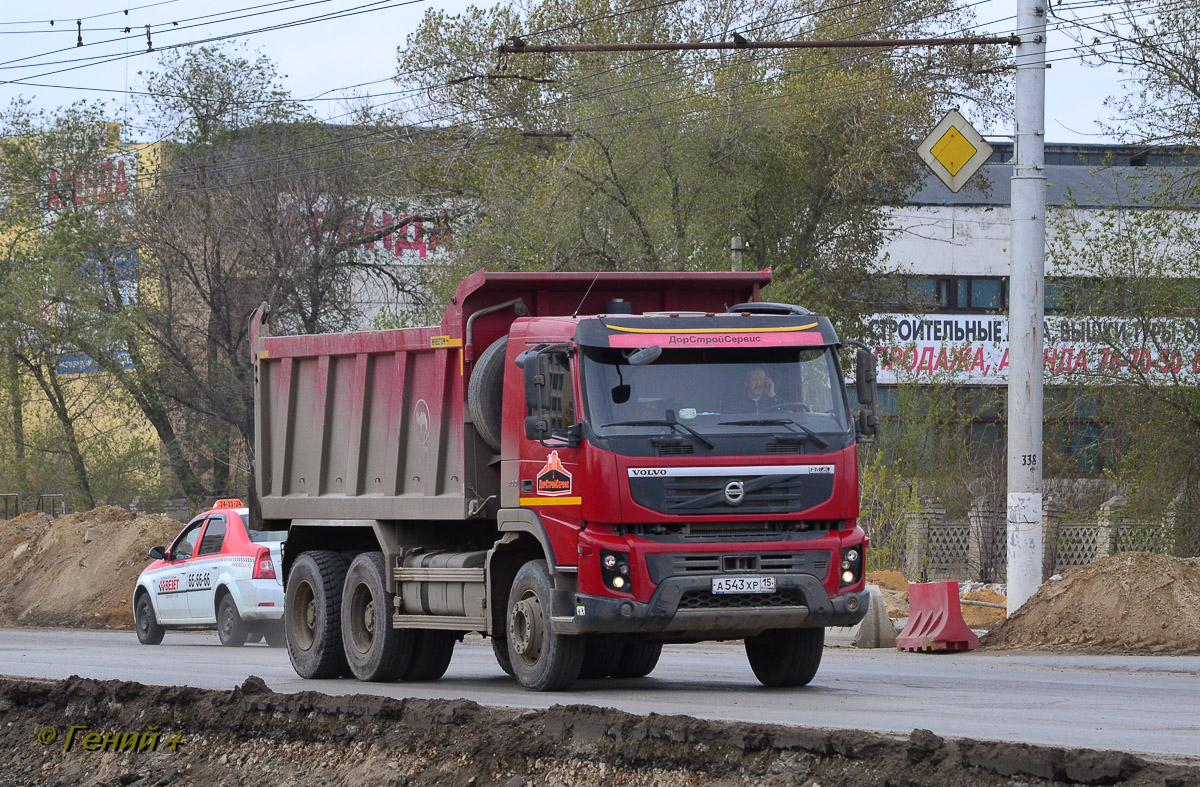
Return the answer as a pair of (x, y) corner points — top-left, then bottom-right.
(0, 0), (1126, 144)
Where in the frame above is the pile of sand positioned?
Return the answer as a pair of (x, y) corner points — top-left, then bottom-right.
(984, 552), (1200, 654)
(0, 506), (183, 629)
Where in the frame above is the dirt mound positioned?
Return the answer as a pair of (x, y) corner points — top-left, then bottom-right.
(1, 675), (1192, 787)
(866, 569), (909, 593)
(984, 552), (1200, 654)
(0, 507), (182, 629)
(961, 588), (1007, 627)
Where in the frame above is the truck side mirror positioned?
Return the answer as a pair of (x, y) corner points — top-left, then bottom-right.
(525, 415), (550, 441)
(855, 348), (880, 442)
(855, 348), (877, 406)
(523, 352), (550, 412)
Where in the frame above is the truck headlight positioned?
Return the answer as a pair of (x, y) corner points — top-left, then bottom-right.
(840, 545), (865, 587)
(600, 550), (631, 593)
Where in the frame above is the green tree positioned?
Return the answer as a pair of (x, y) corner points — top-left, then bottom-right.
(0, 100), (160, 509)
(1046, 0), (1200, 556)
(129, 45), (439, 503)
(400, 0), (1009, 327)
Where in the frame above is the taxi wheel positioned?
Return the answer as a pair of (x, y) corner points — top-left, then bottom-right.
(507, 559), (584, 691)
(286, 551), (351, 679)
(134, 592), (164, 645)
(341, 552), (415, 682)
(745, 627), (824, 687)
(217, 594), (248, 647)
(263, 623), (287, 648)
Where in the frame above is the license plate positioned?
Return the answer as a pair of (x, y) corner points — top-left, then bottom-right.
(711, 576), (776, 594)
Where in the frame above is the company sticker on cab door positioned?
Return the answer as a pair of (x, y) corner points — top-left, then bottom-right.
(536, 451), (573, 495)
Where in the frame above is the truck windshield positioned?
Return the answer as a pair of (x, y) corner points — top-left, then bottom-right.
(579, 346), (851, 437)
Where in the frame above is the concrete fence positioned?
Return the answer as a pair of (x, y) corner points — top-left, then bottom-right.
(903, 495), (1176, 583)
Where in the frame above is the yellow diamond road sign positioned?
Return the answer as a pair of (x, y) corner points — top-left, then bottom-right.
(918, 109), (993, 193)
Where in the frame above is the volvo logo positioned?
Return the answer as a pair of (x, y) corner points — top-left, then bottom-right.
(723, 480), (745, 506)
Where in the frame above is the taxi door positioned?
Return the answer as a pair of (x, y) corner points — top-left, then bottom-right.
(156, 518), (205, 623)
(186, 514), (225, 621)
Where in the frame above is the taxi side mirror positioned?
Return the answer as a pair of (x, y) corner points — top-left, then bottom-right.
(148, 546), (166, 560)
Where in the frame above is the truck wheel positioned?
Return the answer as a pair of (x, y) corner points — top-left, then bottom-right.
(579, 639), (624, 679)
(468, 334), (507, 451)
(134, 592), (164, 645)
(286, 551), (352, 679)
(404, 631), (456, 681)
(342, 552), (415, 682)
(507, 559), (584, 691)
(611, 642), (662, 679)
(491, 634), (515, 677)
(217, 594), (248, 647)
(745, 628), (824, 687)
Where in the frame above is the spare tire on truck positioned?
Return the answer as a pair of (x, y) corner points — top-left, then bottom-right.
(468, 335), (508, 451)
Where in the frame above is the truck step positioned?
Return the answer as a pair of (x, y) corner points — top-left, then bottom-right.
(393, 567), (486, 583)
(392, 614), (487, 631)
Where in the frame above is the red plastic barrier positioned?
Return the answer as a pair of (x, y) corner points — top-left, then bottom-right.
(896, 581), (979, 652)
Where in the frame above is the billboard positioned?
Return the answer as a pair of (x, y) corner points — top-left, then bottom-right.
(867, 313), (1200, 385)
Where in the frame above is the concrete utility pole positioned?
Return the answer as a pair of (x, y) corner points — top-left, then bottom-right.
(1007, 0), (1048, 613)
(730, 235), (744, 271)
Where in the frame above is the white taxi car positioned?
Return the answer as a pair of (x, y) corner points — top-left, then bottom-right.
(134, 499), (286, 646)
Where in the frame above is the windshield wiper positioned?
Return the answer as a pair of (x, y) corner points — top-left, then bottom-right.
(602, 419), (714, 449)
(718, 418), (829, 449)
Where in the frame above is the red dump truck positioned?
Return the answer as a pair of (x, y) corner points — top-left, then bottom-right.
(251, 268), (879, 691)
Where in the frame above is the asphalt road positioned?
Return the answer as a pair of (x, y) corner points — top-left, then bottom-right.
(3, 628), (1199, 759)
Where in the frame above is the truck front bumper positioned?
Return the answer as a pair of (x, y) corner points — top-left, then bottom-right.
(550, 573), (869, 636)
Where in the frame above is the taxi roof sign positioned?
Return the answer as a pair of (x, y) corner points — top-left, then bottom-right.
(917, 109), (993, 193)
(213, 498), (246, 509)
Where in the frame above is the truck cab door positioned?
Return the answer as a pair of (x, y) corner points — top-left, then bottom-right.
(187, 514), (225, 621)
(518, 349), (584, 548)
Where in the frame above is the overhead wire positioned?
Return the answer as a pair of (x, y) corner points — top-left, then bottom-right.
(1, 0), (1003, 206)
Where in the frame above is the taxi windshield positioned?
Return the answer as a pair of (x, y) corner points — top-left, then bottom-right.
(579, 346), (851, 435)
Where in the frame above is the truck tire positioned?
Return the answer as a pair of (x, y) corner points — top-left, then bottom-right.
(507, 559), (584, 691)
(610, 642), (662, 679)
(744, 627), (824, 687)
(342, 552), (416, 682)
(491, 634), (515, 677)
(286, 550), (352, 679)
(404, 631), (456, 681)
(468, 334), (507, 451)
(134, 592), (164, 645)
(217, 594), (248, 647)
(579, 639), (624, 679)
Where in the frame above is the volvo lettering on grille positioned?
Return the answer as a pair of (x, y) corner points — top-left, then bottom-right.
(724, 480), (745, 506)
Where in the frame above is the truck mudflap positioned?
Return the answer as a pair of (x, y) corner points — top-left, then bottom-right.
(550, 574), (869, 636)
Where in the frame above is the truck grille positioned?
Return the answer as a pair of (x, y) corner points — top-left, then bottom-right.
(629, 473), (835, 515)
(645, 551), (831, 583)
(677, 589), (804, 610)
(622, 520), (839, 543)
